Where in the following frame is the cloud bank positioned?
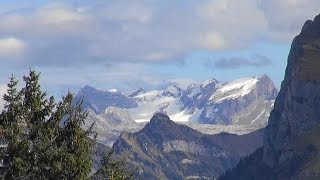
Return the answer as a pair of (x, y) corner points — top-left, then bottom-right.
(0, 0), (319, 93)
(0, 0), (319, 67)
(213, 54), (273, 69)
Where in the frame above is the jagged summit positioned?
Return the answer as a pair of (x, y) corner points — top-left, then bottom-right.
(162, 84), (183, 97)
(286, 13), (320, 81)
(128, 87), (145, 97)
(75, 85), (138, 114)
(201, 78), (219, 88)
(256, 74), (278, 100)
(259, 74), (271, 80)
(145, 112), (176, 130)
(150, 112), (171, 123)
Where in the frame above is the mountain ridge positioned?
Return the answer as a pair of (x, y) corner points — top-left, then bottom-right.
(112, 113), (264, 179)
(78, 74), (277, 127)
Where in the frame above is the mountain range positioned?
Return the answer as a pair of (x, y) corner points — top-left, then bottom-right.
(77, 74), (277, 145)
(88, 13), (320, 179)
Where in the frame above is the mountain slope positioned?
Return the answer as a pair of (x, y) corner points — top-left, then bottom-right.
(198, 75), (277, 127)
(219, 13), (320, 180)
(75, 85), (137, 114)
(83, 107), (143, 146)
(112, 113), (263, 179)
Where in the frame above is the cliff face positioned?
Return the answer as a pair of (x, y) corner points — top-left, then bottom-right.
(263, 14), (320, 167)
(219, 13), (320, 180)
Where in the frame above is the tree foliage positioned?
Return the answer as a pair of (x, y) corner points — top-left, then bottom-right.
(0, 71), (134, 180)
(91, 149), (134, 180)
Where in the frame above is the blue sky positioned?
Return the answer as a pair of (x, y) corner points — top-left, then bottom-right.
(0, 0), (319, 102)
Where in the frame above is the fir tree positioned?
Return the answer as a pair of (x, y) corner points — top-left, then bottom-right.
(0, 70), (134, 180)
(0, 71), (93, 179)
(91, 149), (134, 180)
(0, 74), (24, 178)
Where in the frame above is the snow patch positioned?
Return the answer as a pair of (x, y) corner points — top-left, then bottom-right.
(107, 88), (118, 93)
(209, 77), (259, 102)
(170, 110), (192, 122)
(250, 109), (266, 125)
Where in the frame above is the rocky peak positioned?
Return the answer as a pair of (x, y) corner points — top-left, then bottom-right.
(201, 78), (219, 88)
(263, 13), (320, 167)
(147, 113), (175, 128)
(255, 74), (278, 100)
(162, 84), (183, 97)
(128, 88), (145, 97)
(81, 85), (99, 93)
(75, 85), (138, 114)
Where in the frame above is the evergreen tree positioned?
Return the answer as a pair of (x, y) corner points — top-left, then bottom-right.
(0, 70), (134, 180)
(0, 74), (24, 178)
(0, 71), (93, 179)
(91, 149), (134, 180)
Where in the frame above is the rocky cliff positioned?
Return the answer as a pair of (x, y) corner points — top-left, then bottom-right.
(263, 13), (320, 167)
(220, 13), (320, 180)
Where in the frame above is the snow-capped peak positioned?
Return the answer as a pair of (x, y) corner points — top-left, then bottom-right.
(209, 77), (259, 102)
(201, 78), (219, 88)
(162, 85), (182, 97)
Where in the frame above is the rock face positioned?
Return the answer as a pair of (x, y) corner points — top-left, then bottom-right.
(263, 14), (320, 167)
(75, 85), (138, 114)
(219, 13), (320, 180)
(112, 113), (263, 179)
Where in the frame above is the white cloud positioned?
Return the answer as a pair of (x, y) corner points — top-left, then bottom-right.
(196, 0), (268, 49)
(36, 5), (87, 24)
(0, 0), (319, 93)
(0, 0), (318, 65)
(0, 37), (26, 57)
(261, 0), (320, 42)
(97, 1), (152, 23)
(200, 32), (227, 50)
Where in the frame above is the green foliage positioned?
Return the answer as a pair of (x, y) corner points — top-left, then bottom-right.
(0, 70), (134, 180)
(91, 149), (134, 180)
(0, 71), (94, 179)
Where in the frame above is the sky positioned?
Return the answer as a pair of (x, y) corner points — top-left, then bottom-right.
(1, 0), (320, 107)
